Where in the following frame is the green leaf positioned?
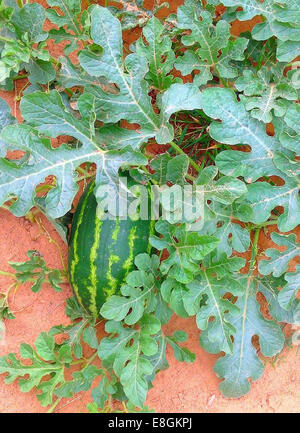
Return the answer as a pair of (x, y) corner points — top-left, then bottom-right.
(278, 266), (300, 311)
(26, 59), (55, 85)
(11, 3), (48, 43)
(161, 278), (189, 318)
(0, 39), (30, 82)
(0, 332), (69, 406)
(56, 57), (108, 89)
(238, 31), (277, 66)
(166, 154), (189, 185)
(185, 255), (244, 354)
(166, 331), (196, 363)
(277, 40), (300, 62)
(219, 1), (300, 43)
(107, 0), (157, 31)
(91, 375), (120, 409)
(8, 250), (64, 293)
(201, 87), (300, 232)
(46, 0), (88, 54)
(281, 103), (300, 155)
(255, 274), (299, 323)
(50, 317), (93, 360)
(145, 332), (169, 384)
(65, 296), (90, 321)
(50, 298), (94, 359)
(196, 165), (247, 205)
(82, 325), (98, 349)
(0, 96), (15, 156)
(135, 16), (180, 90)
(101, 271), (156, 325)
(235, 64), (297, 123)
(20, 90), (95, 142)
(100, 253), (159, 325)
(78, 6), (202, 145)
(258, 232), (300, 277)
(174, 6), (248, 85)
(146, 329), (195, 386)
(213, 274), (285, 398)
(192, 167), (249, 256)
(55, 365), (102, 398)
(98, 317), (160, 408)
(0, 91), (147, 218)
(150, 153), (171, 185)
(0, 0), (14, 29)
(150, 221), (219, 284)
(200, 201), (251, 257)
(273, 151), (300, 178)
(0, 294), (15, 322)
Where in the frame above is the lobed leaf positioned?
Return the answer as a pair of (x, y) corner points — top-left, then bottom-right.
(175, 5), (248, 85)
(0, 91), (147, 218)
(135, 16), (180, 90)
(278, 266), (300, 312)
(258, 232), (300, 277)
(235, 64), (297, 123)
(78, 6), (202, 145)
(98, 317), (160, 408)
(0, 332), (71, 406)
(150, 221), (219, 284)
(201, 87), (300, 232)
(212, 274), (285, 398)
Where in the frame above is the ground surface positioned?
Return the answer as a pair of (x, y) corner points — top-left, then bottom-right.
(0, 0), (299, 414)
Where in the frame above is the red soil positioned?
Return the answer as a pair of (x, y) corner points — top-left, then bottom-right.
(0, 0), (299, 414)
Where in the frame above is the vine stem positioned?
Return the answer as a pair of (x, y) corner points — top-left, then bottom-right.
(250, 228), (260, 271)
(169, 141), (201, 173)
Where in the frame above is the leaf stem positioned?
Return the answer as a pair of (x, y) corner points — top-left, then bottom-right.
(122, 402), (129, 413)
(168, 141), (201, 173)
(248, 218), (278, 231)
(13, 74), (28, 81)
(139, 166), (159, 185)
(49, 56), (60, 67)
(47, 397), (62, 413)
(255, 220), (278, 228)
(85, 351), (98, 366)
(0, 35), (12, 43)
(185, 173), (197, 182)
(70, 350), (98, 366)
(250, 228), (260, 270)
(0, 270), (16, 279)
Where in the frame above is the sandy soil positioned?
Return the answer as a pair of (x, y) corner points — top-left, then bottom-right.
(0, 0), (299, 414)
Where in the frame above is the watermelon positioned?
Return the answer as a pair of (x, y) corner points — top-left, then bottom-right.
(68, 179), (154, 317)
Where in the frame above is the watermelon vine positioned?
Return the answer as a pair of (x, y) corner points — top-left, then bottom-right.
(0, 0), (299, 413)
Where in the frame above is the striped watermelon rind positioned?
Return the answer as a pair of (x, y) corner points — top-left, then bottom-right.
(68, 179), (154, 317)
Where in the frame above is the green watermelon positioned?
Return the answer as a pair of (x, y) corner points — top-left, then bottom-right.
(68, 179), (154, 317)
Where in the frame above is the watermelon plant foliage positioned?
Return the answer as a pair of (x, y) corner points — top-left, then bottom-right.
(0, 0), (299, 413)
